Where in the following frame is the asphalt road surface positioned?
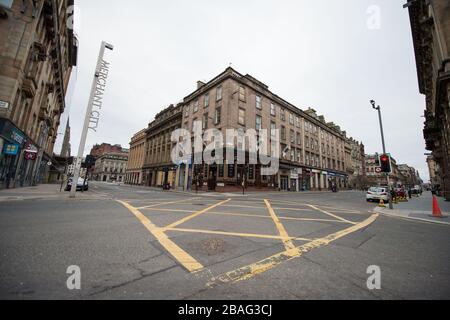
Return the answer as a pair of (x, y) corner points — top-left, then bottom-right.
(0, 182), (449, 300)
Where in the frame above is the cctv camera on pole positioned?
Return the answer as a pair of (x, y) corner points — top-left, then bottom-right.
(70, 41), (114, 198)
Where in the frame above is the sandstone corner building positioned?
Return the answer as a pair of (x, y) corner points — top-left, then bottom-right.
(0, 0), (76, 189)
(129, 67), (365, 192)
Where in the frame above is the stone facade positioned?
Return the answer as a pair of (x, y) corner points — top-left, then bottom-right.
(407, 0), (450, 200)
(125, 128), (146, 185)
(179, 67), (353, 192)
(93, 151), (128, 183)
(132, 67), (366, 192)
(347, 138), (366, 190)
(142, 104), (183, 188)
(0, 0), (76, 189)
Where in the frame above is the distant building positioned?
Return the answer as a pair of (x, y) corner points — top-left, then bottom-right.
(427, 156), (441, 189)
(407, 0), (450, 200)
(397, 164), (422, 187)
(125, 129), (147, 185)
(347, 138), (366, 190)
(90, 143), (124, 159)
(60, 118), (71, 158)
(93, 151), (129, 183)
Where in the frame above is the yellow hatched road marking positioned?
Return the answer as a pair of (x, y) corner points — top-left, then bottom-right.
(117, 200), (204, 273)
(264, 199), (296, 251)
(165, 199), (231, 229)
(307, 204), (356, 225)
(207, 213), (379, 286)
(136, 197), (200, 210)
(141, 207), (351, 224)
(163, 227), (312, 242)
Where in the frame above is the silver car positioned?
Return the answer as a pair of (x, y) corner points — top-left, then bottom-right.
(366, 186), (389, 202)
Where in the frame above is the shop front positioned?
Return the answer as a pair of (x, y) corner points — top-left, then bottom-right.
(0, 119), (27, 189)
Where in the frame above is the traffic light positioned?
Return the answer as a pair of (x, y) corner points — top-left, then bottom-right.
(379, 154), (392, 173)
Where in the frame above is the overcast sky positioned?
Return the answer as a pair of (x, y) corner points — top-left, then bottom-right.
(56, 0), (430, 181)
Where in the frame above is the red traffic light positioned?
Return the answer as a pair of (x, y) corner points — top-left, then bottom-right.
(379, 154), (392, 173)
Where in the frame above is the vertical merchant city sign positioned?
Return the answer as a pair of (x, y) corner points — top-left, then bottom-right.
(88, 58), (110, 132)
(70, 41), (114, 198)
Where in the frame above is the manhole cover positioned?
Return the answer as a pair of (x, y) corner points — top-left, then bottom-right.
(198, 238), (228, 256)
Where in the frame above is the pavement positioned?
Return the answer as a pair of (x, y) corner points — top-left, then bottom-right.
(0, 183), (111, 202)
(0, 182), (449, 300)
(374, 192), (450, 225)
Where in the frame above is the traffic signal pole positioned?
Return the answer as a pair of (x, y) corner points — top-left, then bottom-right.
(371, 100), (393, 210)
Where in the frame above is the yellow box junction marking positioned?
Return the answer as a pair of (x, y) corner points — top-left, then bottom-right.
(117, 200), (204, 273)
(163, 227), (312, 242)
(264, 199), (296, 251)
(165, 199), (231, 229)
(136, 197), (200, 210)
(307, 204), (356, 225)
(207, 213), (379, 287)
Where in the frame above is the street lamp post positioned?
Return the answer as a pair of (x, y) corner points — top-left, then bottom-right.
(370, 100), (393, 209)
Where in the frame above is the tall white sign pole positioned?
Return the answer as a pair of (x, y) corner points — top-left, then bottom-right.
(70, 41), (114, 198)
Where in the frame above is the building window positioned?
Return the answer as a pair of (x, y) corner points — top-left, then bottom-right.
(289, 113), (294, 125)
(305, 121), (309, 132)
(238, 108), (246, 126)
(290, 130), (295, 144)
(216, 86), (222, 101)
(290, 150), (295, 161)
(204, 93), (210, 108)
(248, 165), (255, 180)
(227, 164), (235, 178)
(256, 115), (262, 131)
(270, 103), (276, 116)
(296, 132), (301, 145)
(193, 100), (199, 113)
(239, 86), (246, 102)
(295, 116), (300, 128)
(271, 122), (276, 137)
(218, 164), (224, 178)
(281, 126), (286, 141)
(256, 95), (262, 110)
(185, 106), (190, 117)
(297, 149), (302, 163)
(203, 112), (209, 130)
(215, 107), (221, 125)
(280, 109), (286, 121)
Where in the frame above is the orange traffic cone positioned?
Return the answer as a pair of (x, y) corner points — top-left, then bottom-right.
(431, 195), (444, 218)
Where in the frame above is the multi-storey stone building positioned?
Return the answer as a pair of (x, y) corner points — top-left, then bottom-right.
(407, 0), (450, 200)
(0, 0), (77, 189)
(180, 67), (351, 192)
(143, 104), (183, 188)
(427, 155), (441, 190)
(89, 143), (124, 159)
(398, 164), (422, 187)
(93, 151), (128, 183)
(366, 154), (405, 187)
(347, 138), (366, 190)
(125, 128), (146, 185)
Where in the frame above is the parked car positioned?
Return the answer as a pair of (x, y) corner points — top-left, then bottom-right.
(65, 178), (89, 192)
(412, 185), (422, 195)
(366, 186), (389, 202)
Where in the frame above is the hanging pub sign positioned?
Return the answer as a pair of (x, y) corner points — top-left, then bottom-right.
(24, 142), (38, 161)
